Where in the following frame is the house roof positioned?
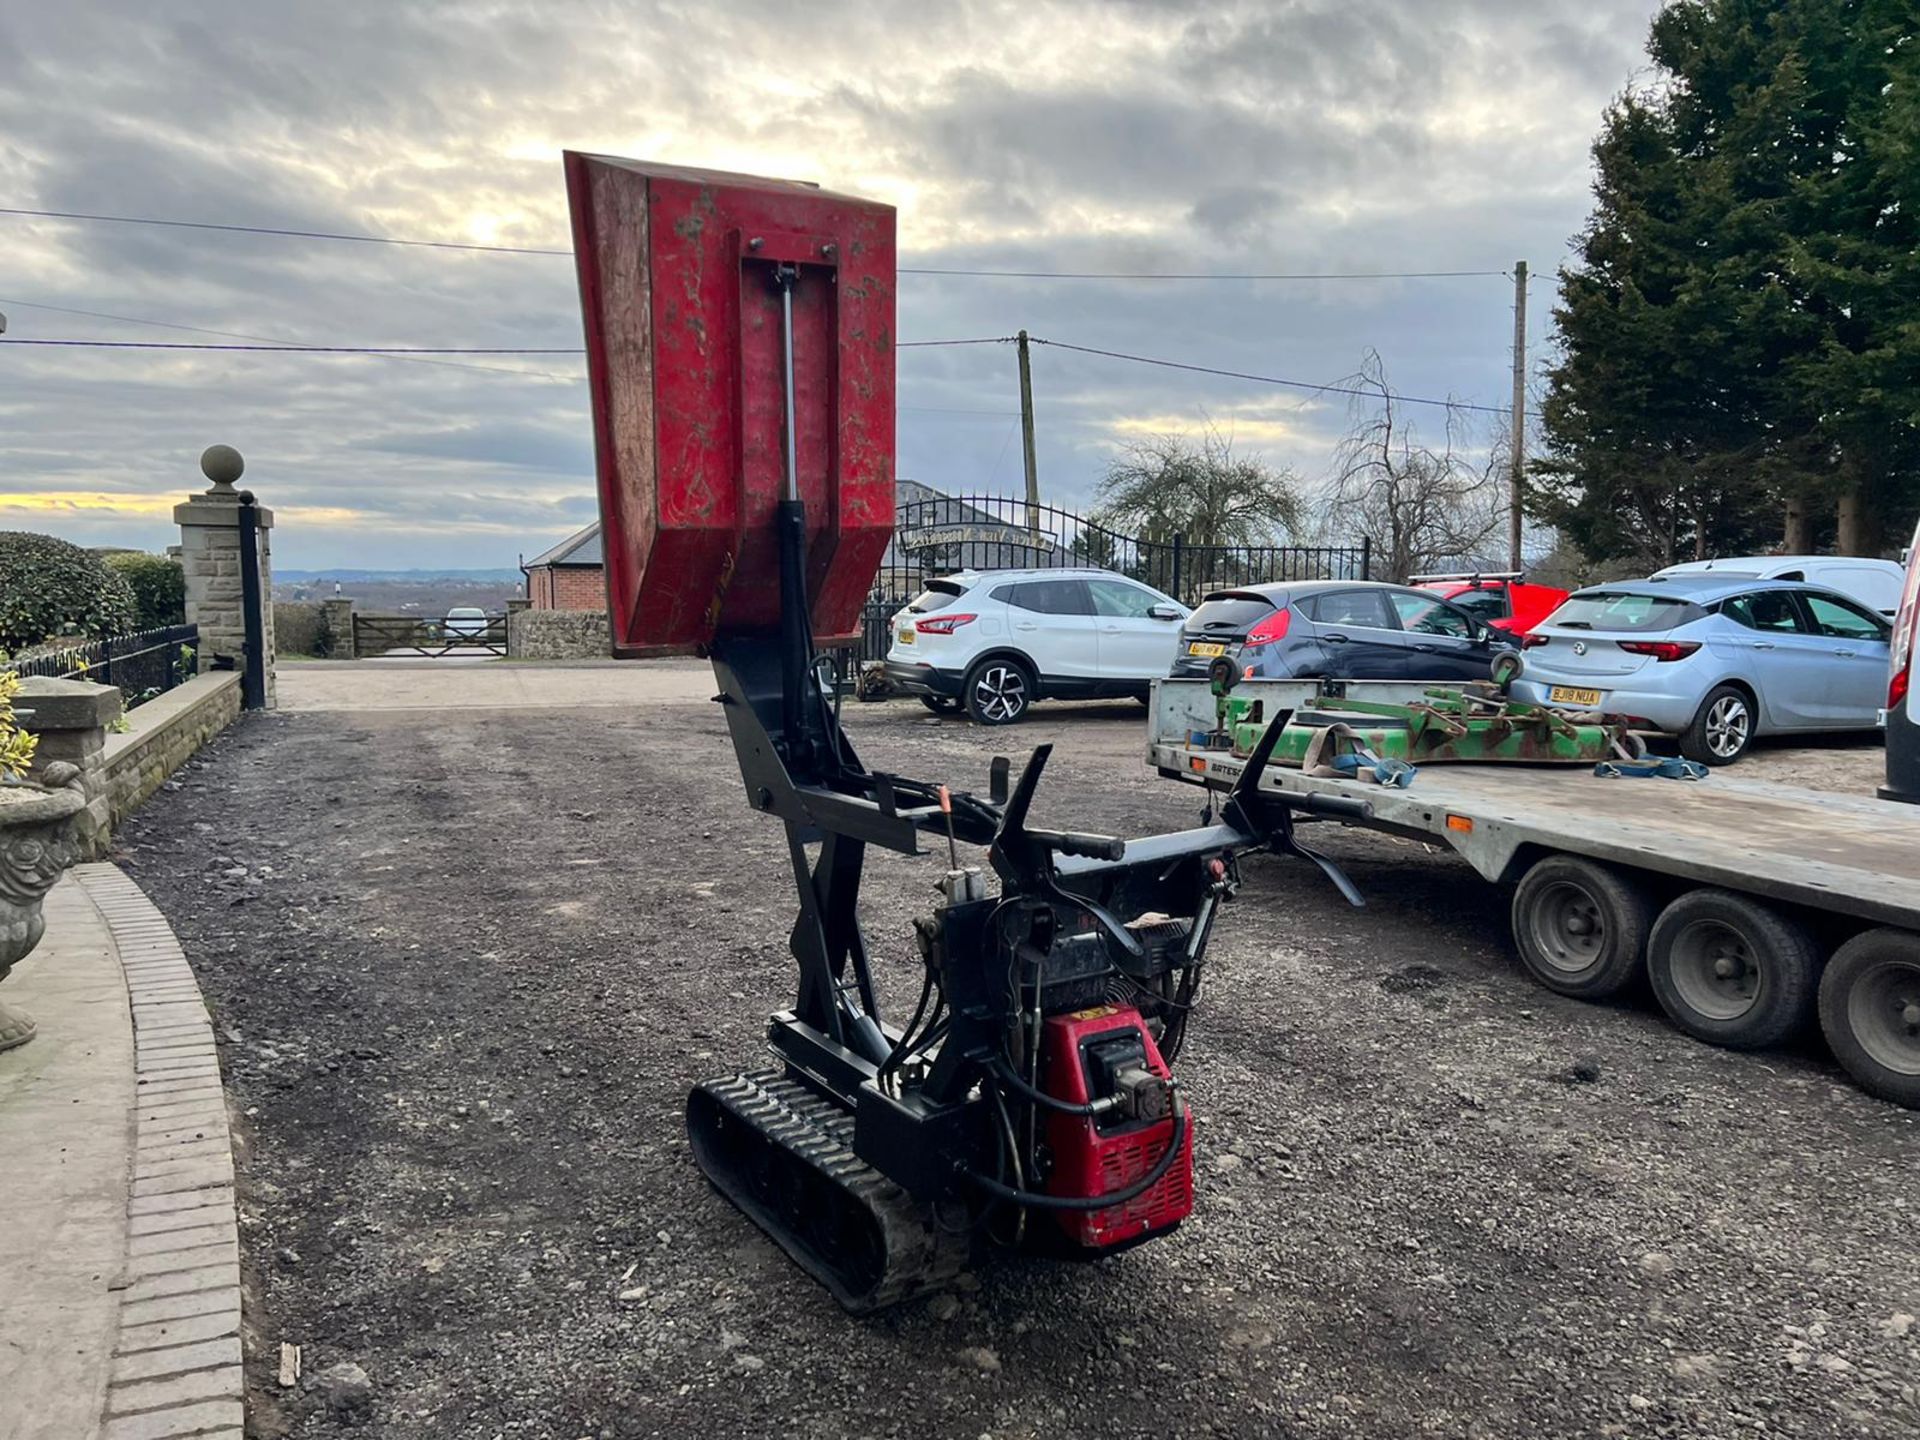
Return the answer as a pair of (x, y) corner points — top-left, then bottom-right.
(531, 481), (964, 570)
(525, 521), (604, 569)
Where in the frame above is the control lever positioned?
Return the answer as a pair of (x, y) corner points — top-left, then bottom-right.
(1024, 828), (1125, 861)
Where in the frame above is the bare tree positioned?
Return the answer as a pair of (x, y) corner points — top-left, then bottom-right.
(1316, 352), (1505, 582)
(1093, 424), (1302, 549)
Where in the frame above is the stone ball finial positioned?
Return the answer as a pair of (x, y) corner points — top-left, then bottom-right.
(200, 444), (245, 494)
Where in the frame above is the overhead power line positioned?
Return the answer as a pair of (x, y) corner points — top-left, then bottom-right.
(0, 335), (1008, 355)
(0, 205), (571, 256)
(0, 296), (583, 381)
(0, 339), (584, 353)
(902, 267), (1509, 281)
(1, 205), (1506, 282)
(1027, 337), (1508, 415)
(0, 328), (1496, 415)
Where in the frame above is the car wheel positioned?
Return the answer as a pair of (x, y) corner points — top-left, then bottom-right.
(1679, 685), (1754, 765)
(964, 658), (1033, 725)
(1510, 855), (1653, 1000)
(919, 695), (959, 714)
(1647, 888), (1817, 1049)
(1818, 929), (1920, 1109)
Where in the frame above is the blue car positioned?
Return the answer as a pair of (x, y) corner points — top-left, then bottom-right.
(1170, 580), (1513, 685)
(1512, 575), (1892, 764)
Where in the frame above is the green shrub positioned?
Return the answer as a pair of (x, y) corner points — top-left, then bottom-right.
(0, 532), (137, 653)
(103, 551), (187, 629)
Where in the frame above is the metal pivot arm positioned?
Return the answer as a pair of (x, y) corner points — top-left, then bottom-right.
(1224, 711), (1368, 908)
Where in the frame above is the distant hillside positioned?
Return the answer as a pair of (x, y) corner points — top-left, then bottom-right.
(276, 568), (525, 583)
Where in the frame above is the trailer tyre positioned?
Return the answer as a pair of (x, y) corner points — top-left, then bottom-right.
(1817, 929), (1920, 1109)
(1511, 856), (1653, 1000)
(1647, 889), (1816, 1049)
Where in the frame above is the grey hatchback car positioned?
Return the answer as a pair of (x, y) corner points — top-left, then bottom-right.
(1169, 580), (1513, 683)
(1510, 575), (1892, 764)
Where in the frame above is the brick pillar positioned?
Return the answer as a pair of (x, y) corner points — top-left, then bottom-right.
(174, 445), (276, 708)
(322, 597), (356, 660)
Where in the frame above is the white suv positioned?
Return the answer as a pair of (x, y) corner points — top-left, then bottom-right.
(884, 568), (1190, 724)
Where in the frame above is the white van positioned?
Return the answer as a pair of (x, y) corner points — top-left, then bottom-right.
(1653, 555), (1905, 615)
(1883, 522), (1920, 803)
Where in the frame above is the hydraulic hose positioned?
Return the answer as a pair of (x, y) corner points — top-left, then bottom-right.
(986, 1057), (1115, 1117)
(957, 1101), (1189, 1212)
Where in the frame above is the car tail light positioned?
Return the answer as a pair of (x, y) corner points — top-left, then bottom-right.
(1618, 640), (1700, 662)
(1521, 633), (1550, 649)
(1890, 561), (1919, 710)
(1241, 609), (1292, 647)
(915, 613), (977, 636)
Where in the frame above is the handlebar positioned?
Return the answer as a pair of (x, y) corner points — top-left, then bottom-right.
(1025, 828), (1127, 861)
(1289, 792), (1374, 821)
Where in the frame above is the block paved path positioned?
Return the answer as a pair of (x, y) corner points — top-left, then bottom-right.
(0, 867), (244, 1440)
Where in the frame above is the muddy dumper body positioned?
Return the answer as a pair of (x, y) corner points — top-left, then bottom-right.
(566, 153), (1364, 1310)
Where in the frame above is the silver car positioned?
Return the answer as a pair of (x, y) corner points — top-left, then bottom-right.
(1511, 575), (1891, 764)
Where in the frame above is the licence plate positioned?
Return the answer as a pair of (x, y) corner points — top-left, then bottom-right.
(1550, 686), (1604, 706)
(896, 628), (915, 645)
(1188, 642), (1227, 657)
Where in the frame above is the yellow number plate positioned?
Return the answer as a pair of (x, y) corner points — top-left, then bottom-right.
(896, 628), (915, 645)
(1188, 642), (1227, 657)
(1549, 686), (1603, 706)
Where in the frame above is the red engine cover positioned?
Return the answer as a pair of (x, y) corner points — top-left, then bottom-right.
(1039, 1007), (1194, 1248)
(565, 153), (897, 656)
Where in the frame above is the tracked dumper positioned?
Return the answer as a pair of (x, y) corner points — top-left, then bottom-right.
(564, 154), (1368, 1310)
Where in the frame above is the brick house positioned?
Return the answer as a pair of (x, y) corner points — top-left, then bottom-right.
(522, 522), (605, 610)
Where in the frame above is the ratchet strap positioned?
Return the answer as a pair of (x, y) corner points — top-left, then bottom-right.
(1592, 756), (1709, 781)
(1301, 722), (1417, 789)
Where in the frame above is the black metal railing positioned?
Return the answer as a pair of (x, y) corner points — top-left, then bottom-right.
(12, 624), (201, 708)
(853, 494), (1370, 664)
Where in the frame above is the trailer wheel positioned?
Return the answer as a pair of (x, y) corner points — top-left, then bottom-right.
(1647, 889), (1816, 1049)
(1818, 929), (1920, 1109)
(1510, 856), (1653, 1000)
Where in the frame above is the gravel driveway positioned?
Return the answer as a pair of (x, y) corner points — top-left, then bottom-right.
(117, 684), (1919, 1439)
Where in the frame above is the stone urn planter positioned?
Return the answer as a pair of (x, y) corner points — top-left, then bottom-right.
(0, 770), (86, 1053)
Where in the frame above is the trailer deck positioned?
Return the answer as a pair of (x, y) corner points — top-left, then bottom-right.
(1153, 741), (1920, 928)
(1148, 677), (1920, 1107)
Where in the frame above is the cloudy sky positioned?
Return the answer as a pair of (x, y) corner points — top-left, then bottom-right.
(0, 0), (1663, 571)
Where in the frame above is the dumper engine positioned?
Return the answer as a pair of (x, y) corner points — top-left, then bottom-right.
(566, 153), (1366, 1310)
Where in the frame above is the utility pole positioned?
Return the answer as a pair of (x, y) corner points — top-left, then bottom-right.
(1017, 329), (1040, 531)
(1508, 261), (1528, 573)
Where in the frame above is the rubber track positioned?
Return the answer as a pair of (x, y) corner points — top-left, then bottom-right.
(688, 1070), (970, 1313)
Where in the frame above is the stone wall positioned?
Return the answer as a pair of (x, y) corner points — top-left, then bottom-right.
(19, 673), (242, 857)
(273, 601), (329, 656)
(509, 608), (612, 659)
(101, 673), (243, 828)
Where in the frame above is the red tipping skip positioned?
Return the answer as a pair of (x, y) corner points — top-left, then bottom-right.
(565, 153), (897, 655)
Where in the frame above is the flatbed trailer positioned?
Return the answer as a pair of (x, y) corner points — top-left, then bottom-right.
(1147, 677), (1920, 1109)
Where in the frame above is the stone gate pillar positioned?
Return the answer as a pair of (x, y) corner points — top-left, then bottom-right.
(174, 445), (277, 708)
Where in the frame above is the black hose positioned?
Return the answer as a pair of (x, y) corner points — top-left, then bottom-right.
(987, 1058), (1110, 1117)
(877, 967), (937, 1089)
(957, 1102), (1189, 1211)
